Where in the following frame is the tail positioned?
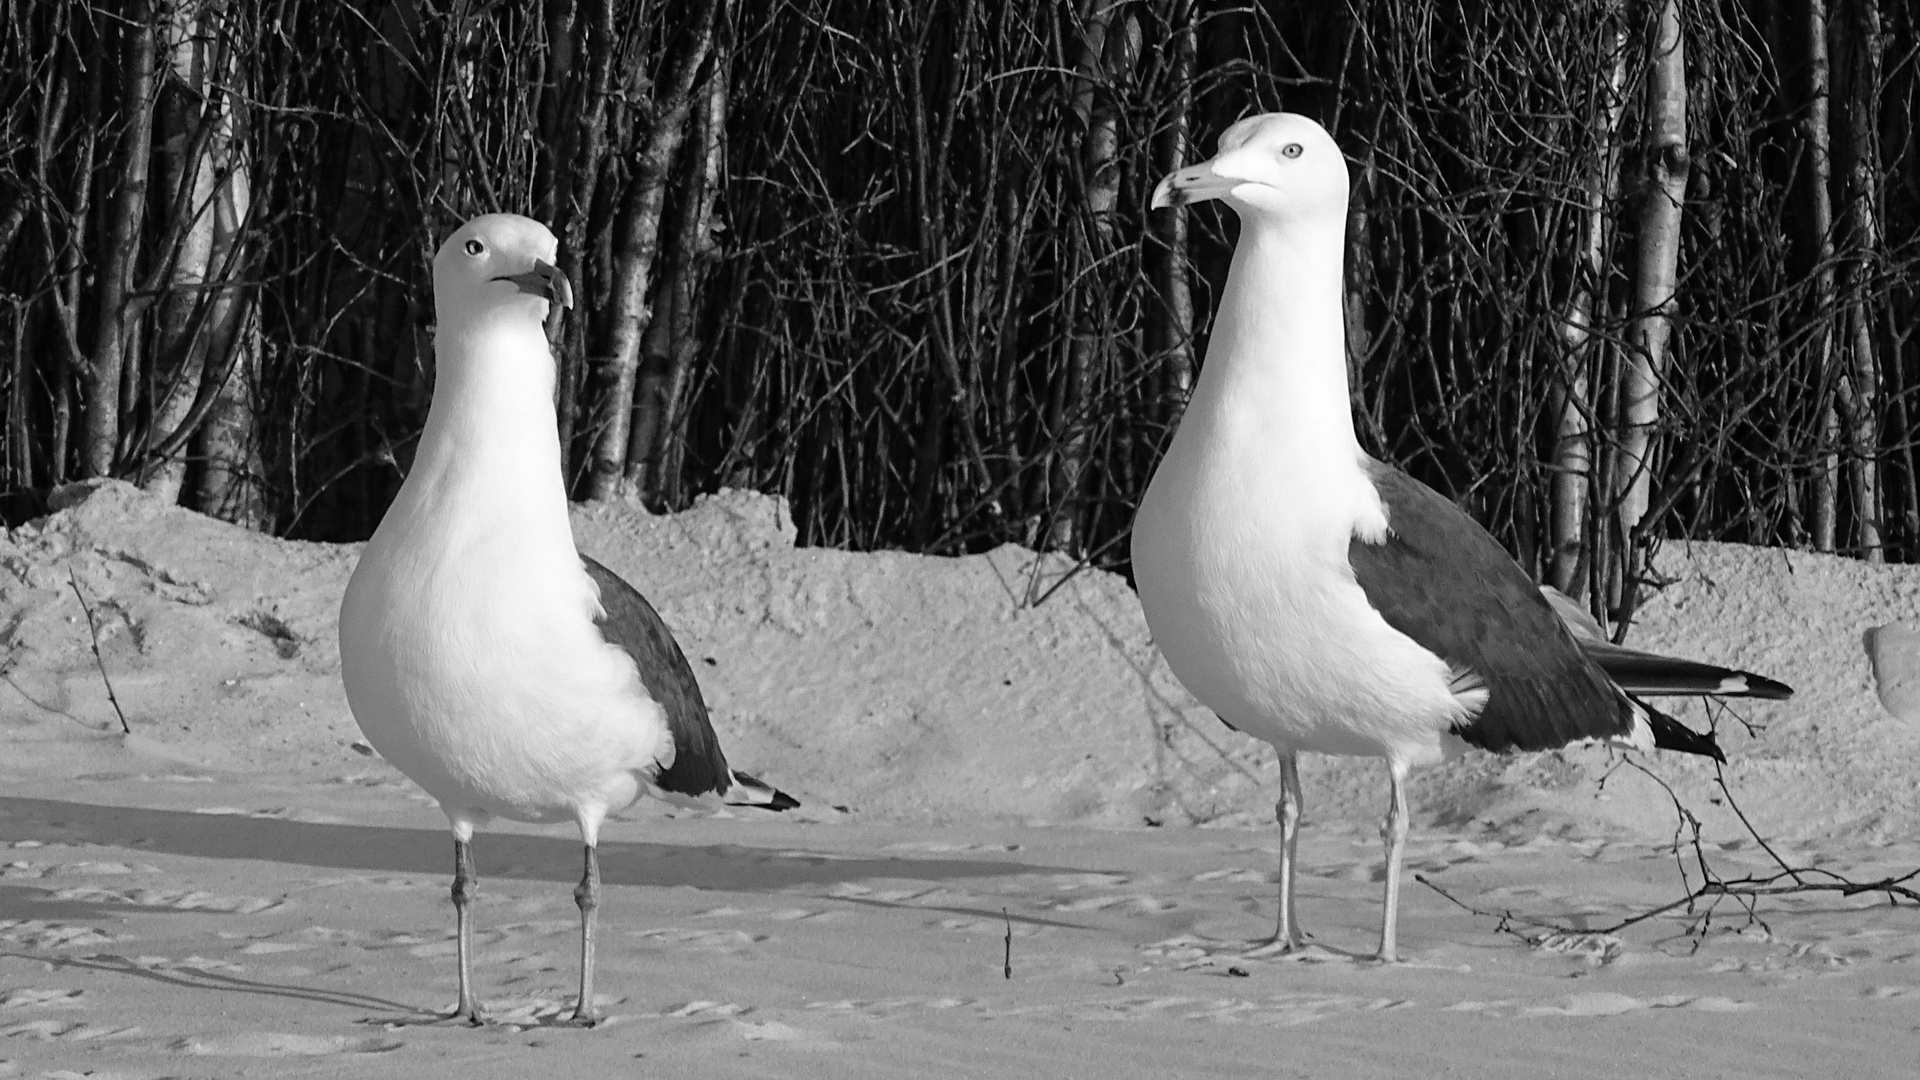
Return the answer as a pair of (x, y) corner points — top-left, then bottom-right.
(1634, 697), (1727, 763)
(1542, 585), (1794, 700)
(721, 770), (800, 812)
(1583, 640), (1794, 700)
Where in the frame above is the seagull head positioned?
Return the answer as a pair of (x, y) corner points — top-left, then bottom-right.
(1151, 113), (1347, 222)
(433, 213), (575, 324)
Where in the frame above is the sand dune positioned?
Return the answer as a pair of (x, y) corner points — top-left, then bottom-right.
(1, 482), (1915, 1077)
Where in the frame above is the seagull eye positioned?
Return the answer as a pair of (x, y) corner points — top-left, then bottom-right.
(463, 239), (485, 257)
(1280, 143), (1303, 159)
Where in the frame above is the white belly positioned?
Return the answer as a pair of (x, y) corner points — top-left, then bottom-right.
(339, 512), (672, 826)
(1132, 436), (1473, 767)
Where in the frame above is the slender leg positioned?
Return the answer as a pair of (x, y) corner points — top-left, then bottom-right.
(1375, 758), (1411, 963)
(449, 838), (485, 1024)
(569, 844), (602, 1025)
(1270, 750), (1305, 949)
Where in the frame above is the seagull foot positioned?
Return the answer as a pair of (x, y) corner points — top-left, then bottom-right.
(1245, 931), (1308, 959)
(429, 1006), (487, 1027)
(1368, 950), (1400, 966)
(565, 1006), (602, 1028)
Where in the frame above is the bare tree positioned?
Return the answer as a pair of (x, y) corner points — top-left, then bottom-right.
(1611, 0), (1690, 593)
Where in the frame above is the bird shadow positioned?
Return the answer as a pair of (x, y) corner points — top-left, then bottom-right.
(0, 796), (1063, 891)
(8, 950), (416, 1015)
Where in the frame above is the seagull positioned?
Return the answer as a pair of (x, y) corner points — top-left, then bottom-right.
(339, 213), (797, 1026)
(1131, 114), (1792, 962)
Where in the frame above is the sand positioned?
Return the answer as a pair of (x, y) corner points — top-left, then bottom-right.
(0, 481), (1915, 1077)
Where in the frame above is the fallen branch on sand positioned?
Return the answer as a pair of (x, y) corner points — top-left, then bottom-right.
(1417, 701), (1919, 949)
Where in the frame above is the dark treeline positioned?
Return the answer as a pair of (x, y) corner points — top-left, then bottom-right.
(1, 0), (1915, 624)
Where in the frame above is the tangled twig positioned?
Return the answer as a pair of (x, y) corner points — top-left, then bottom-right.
(1416, 701), (1918, 946)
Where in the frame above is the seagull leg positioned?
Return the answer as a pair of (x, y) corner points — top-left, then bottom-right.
(1375, 758), (1411, 963)
(569, 844), (602, 1026)
(448, 837), (485, 1024)
(1267, 750), (1306, 951)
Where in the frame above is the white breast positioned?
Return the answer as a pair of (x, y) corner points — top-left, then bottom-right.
(1131, 363), (1475, 767)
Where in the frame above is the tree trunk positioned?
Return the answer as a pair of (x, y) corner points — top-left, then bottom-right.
(1149, 0), (1196, 399)
(1049, 0), (1138, 551)
(1611, 0), (1689, 540)
(1799, 0), (1841, 553)
(85, 0), (161, 479)
(587, 0), (721, 501)
(1833, 0), (1884, 560)
(1549, 9), (1629, 594)
(143, 0), (226, 502)
(628, 51), (727, 509)
(552, 0), (619, 468)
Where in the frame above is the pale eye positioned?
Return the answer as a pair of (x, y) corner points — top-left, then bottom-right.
(464, 239), (485, 256)
(1281, 143), (1303, 159)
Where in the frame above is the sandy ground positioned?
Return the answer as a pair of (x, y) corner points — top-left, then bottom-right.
(1, 481), (1916, 1077)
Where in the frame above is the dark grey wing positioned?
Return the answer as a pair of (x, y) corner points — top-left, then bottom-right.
(1578, 639), (1794, 699)
(1542, 584), (1794, 700)
(1348, 460), (1637, 753)
(582, 555), (731, 796)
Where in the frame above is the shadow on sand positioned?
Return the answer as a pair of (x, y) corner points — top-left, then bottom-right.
(0, 796), (1064, 892)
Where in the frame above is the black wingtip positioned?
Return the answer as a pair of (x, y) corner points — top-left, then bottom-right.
(726, 770), (800, 812)
(1739, 673), (1795, 701)
(1640, 700), (1727, 763)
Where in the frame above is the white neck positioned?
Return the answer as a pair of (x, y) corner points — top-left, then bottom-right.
(396, 313), (572, 538)
(1187, 214), (1359, 464)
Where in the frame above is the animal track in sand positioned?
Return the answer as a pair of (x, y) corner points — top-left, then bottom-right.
(0, 1019), (141, 1041)
(628, 927), (768, 951)
(1447, 992), (1755, 1018)
(880, 841), (1020, 853)
(2, 861), (160, 880)
(1191, 867), (1269, 884)
(47, 886), (282, 915)
(0, 920), (115, 949)
(174, 1032), (402, 1056)
(1049, 894), (1177, 913)
(693, 904), (838, 923)
(0, 988), (84, 1010)
(826, 882), (939, 903)
(808, 992), (1407, 1027)
(935, 916), (1046, 937)
(640, 1001), (846, 1049)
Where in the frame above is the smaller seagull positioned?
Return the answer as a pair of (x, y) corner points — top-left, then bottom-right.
(339, 214), (796, 1027)
(1132, 114), (1792, 963)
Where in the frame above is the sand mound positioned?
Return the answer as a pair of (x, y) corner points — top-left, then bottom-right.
(3, 480), (1912, 839)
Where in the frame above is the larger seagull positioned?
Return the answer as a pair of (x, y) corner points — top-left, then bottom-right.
(1131, 114), (1791, 962)
(340, 214), (796, 1026)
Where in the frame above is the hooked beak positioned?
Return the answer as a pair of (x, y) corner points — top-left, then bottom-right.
(1151, 160), (1242, 210)
(494, 259), (574, 309)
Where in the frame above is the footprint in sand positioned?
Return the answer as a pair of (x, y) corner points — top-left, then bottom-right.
(47, 886), (282, 915)
(984, 993), (1410, 1027)
(629, 927), (768, 951)
(0, 1019), (141, 1041)
(694, 904), (837, 923)
(935, 916), (1046, 937)
(174, 1032), (402, 1056)
(1050, 894), (1176, 914)
(0, 920), (115, 949)
(827, 883), (937, 903)
(730, 1018), (843, 1050)
(0, 988), (84, 1010)
(1448, 992), (1755, 1018)
(879, 841), (1020, 853)
(1192, 867), (1270, 884)
(805, 997), (975, 1020)
(1528, 931), (1624, 965)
